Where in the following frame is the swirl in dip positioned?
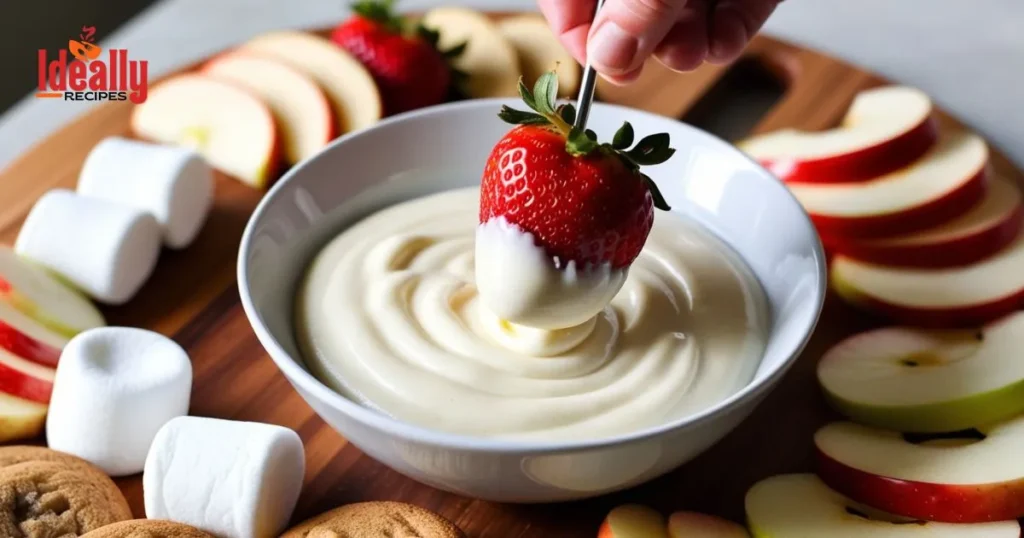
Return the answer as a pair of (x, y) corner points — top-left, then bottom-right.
(295, 187), (769, 441)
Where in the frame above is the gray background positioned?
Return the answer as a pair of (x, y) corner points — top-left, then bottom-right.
(1, 0), (1021, 170)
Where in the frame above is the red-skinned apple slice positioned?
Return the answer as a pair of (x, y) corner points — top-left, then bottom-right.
(745, 473), (1019, 537)
(815, 418), (1024, 523)
(831, 229), (1024, 326)
(0, 391), (47, 443)
(0, 246), (104, 340)
(738, 86), (939, 184)
(0, 346), (54, 404)
(131, 73), (281, 188)
(240, 31), (382, 135)
(789, 130), (989, 237)
(821, 174), (1023, 267)
(598, 505), (669, 538)
(817, 312), (1024, 433)
(668, 511), (749, 537)
(202, 52), (336, 165)
(0, 301), (65, 368)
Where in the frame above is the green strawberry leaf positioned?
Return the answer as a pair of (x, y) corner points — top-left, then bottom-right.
(441, 40), (466, 58)
(352, 0), (403, 34)
(585, 129), (597, 141)
(626, 133), (676, 165)
(558, 103), (577, 125)
(642, 174), (671, 211)
(417, 25), (441, 46)
(612, 122), (634, 149)
(518, 79), (538, 112)
(532, 71), (559, 116)
(498, 106), (548, 126)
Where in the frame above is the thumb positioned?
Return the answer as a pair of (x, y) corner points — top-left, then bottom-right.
(587, 0), (688, 78)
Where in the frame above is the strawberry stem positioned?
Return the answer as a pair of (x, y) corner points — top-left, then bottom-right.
(497, 70), (676, 211)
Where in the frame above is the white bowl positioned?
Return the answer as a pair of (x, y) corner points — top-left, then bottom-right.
(237, 99), (827, 503)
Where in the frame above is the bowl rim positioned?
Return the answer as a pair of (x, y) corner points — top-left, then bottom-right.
(237, 97), (828, 454)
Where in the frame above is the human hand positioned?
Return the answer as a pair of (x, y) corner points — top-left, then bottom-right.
(538, 0), (783, 84)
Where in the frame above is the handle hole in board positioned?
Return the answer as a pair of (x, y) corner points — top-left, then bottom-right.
(680, 57), (786, 143)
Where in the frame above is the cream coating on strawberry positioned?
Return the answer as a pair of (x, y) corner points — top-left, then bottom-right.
(476, 71), (674, 329)
(476, 216), (626, 330)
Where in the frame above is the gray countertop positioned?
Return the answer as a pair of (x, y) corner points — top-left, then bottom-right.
(2, 0), (1021, 170)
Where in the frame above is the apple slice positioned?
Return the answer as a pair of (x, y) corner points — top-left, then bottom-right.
(788, 130), (989, 237)
(131, 73), (281, 188)
(668, 511), (749, 537)
(496, 14), (580, 97)
(815, 418), (1024, 523)
(745, 473), (1019, 536)
(738, 86), (938, 184)
(599, 505), (669, 538)
(0, 301), (65, 368)
(0, 391), (47, 443)
(831, 229), (1024, 326)
(421, 7), (521, 98)
(818, 312), (1024, 432)
(0, 346), (54, 404)
(821, 174), (1023, 268)
(202, 52), (336, 165)
(0, 246), (104, 340)
(241, 31), (381, 134)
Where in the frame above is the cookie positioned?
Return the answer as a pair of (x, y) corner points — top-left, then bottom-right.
(0, 461), (133, 537)
(281, 501), (466, 538)
(80, 519), (215, 537)
(0, 445), (95, 470)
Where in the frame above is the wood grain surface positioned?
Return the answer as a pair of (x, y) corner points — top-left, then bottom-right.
(1, 16), (1022, 537)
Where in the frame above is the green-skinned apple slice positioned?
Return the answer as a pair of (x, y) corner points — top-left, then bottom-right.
(788, 130), (988, 237)
(0, 247), (104, 339)
(831, 227), (1024, 327)
(737, 86), (938, 184)
(817, 311), (1024, 432)
(745, 473), (1019, 537)
(815, 418), (1024, 523)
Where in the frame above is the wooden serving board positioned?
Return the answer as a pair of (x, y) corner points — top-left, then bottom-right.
(1, 14), (1022, 537)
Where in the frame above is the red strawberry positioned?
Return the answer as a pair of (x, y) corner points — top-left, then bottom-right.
(331, 0), (466, 115)
(479, 71), (674, 269)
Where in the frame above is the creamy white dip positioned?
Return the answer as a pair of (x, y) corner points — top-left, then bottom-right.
(295, 187), (769, 441)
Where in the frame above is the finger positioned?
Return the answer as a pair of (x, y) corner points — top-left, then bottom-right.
(708, 0), (781, 63)
(600, 65), (645, 86)
(587, 0), (690, 77)
(653, 0), (710, 72)
(538, 0), (596, 66)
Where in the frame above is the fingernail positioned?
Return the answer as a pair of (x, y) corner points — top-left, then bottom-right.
(588, 22), (638, 72)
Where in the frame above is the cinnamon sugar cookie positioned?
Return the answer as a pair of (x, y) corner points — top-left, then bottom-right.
(0, 445), (92, 469)
(81, 519), (215, 537)
(280, 501), (466, 538)
(0, 461), (132, 537)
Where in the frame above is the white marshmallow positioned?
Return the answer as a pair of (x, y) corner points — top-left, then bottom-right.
(15, 189), (162, 304)
(77, 137), (214, 249)
(46, 326), (192, 476)
(144, 416), (305, 538)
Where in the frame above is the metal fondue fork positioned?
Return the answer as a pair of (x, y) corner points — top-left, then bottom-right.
(572, 0), (606, 131)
